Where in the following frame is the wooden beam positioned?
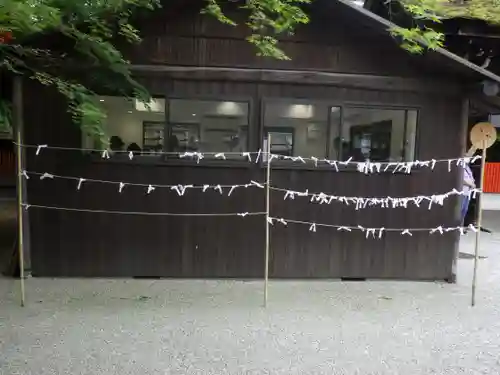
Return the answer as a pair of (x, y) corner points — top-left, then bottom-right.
(446, 31), (500, 40)
(130, 65), (461, 94)
(12, 76), (28, 305)
(471, 93), (500, 113)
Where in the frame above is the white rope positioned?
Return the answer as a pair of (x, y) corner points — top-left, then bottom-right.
(20, 203), (476, 236)
(15, 142), (261, 156)
(268, 217), (477, 236)
(269, 153), (481, 171)
(271, 186), (481, 209)
(24, 171), (266, 192)
(17, 143), (481, 172)
(22, 203), (265, 217)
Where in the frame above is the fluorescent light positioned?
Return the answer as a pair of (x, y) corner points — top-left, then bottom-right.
(287, 104), (314, 119)
(135, 98), (165, 112)
(217, 101), (242, 115)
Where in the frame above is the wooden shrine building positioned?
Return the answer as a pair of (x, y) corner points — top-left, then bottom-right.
(365, 0), (500, 196)
(17, 0), (500, 281)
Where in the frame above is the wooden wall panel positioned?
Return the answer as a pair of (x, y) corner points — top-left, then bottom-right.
(26, 161), (460, 279)
(21, 0), (470, 280)
(122, 0), (445, 79)
(24, 76), (464, 280)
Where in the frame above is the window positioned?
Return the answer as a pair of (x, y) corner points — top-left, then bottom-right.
(263, 100), (339, 158)
(167, 99), (249, 158)
(339, 107), (417, 162)
(82, 95), (418, 166)
(262, 100), (417, 163)
(82, 96), (166, 156)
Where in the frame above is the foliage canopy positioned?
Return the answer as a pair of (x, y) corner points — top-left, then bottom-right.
(0, 0), (160, 141)
(0, 0), (311, 141)
(392, 0), (500, 53)
(1, 0), (500, 142)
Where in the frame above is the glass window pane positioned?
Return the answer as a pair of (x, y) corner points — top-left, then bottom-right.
(404, 110), (418, 161)
(341, 107), (417, 162)
(81, 96), (166, 156)
(263, 101), (329, 157)
(168, 99), (249, 158)
(329, 106), (342, 159)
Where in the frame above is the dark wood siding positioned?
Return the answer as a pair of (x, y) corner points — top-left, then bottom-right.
(121, 0), (460, 81)
(24, 76), (465, 280)
(21, 0), (471, 280)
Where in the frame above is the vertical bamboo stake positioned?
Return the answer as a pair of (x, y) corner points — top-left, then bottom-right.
(471, 140), (487, 307)
(14, 77), (26, 307)
(264, 133), (272, 307)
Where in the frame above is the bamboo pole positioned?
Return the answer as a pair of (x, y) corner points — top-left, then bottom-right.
(14, 77), (25, 307)
(471, 140), (487, 307)
(264, 133), (272, 307)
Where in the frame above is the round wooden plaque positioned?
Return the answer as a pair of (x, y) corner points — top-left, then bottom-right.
(470, 122), (497, 149)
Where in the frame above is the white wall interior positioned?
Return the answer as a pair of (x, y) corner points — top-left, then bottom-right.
(82, 96), (165, 150)
(263, 101), (333, 157)
(169, 99), (249, 154)
(81, 97), (417, 161)
(341, 107), (416, 162)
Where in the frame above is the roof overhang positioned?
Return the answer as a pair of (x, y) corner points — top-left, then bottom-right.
(337, 0), (500, 85)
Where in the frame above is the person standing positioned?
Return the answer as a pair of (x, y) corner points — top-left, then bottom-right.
(462, 161), (476, 225)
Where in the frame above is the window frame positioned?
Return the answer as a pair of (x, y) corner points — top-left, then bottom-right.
(260, 97), (343, 168)
(142, 120), (166, 153)
(340, 104), (420, 164)
(85, 93), (420, 171)
(259, 98), (420, 172)
(263, 126), (296, 156)
(163, 95), (255, 166)
(82, 95), (167, 162)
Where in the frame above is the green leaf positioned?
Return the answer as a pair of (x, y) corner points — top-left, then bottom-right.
(1, 0), (158, 139)
(205, 0), (310, 59)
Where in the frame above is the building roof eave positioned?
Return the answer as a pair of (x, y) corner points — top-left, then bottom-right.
(337, 0), (500, 85)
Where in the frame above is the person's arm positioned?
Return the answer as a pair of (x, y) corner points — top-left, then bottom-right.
(464, 173), (476, 188)
(464, 180), (476, 188)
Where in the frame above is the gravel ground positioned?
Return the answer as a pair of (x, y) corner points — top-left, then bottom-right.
(1, 219), (500, 374)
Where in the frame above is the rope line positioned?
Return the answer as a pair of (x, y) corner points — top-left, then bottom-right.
(22, 203), (265, 217)
(24, 171), (266, 190)
(268, 154), (480, 165)
(14, 142), (259, 156)
(269, 217), (475, 234)
(269, 186), (480, 200)
(20, 204), (471, 233)
(15, 142), (480, 167)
